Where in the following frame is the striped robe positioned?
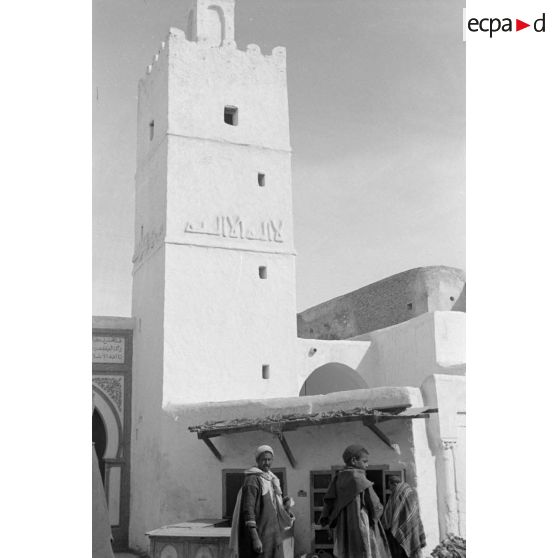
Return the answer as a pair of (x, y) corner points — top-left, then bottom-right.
(381, 482), (426, 558)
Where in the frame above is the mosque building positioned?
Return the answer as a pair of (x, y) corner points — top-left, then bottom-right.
(92, 1), (465, 555)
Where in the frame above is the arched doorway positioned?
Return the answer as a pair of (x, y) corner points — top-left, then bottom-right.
(207, 5), (226, 46)
(299, 362), (368, 396)
(92, 408), (107, 484)
(93, 324), (132, 550)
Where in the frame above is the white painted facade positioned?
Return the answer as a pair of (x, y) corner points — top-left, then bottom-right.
(132, 388), (440, 556)
(351, 311), (465, 389)
(296, 311), (465, 395)
(422, 374), (466, 539)
(93, 1), (467, 554)
(133, 18), (297, 407)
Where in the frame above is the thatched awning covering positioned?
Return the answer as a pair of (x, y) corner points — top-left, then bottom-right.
(188, 404), (438, 467)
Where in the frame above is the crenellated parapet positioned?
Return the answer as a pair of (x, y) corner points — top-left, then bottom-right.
(142, 11), (287, 79)
(142, 32), (286, 81)
(145, 40), (167, 75)
(136, 24), (290, 153)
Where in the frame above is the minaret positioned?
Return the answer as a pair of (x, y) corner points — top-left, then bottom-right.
(132, 0), (298, 406)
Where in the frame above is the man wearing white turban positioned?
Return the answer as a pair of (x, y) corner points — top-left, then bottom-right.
(230, 445), (294, 558)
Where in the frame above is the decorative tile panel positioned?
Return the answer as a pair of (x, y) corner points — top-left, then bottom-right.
(93, 375), (124, 415)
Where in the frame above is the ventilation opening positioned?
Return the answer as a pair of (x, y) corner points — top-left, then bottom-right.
(259, 266), (267, 279)
(258, 173), (266, 187)
(407, 303), (413, 310)
(149, 120), (154, 140)
(262, 365), (270, 379)
(450, 296), (455, 302)
(224, 106), (238, 126)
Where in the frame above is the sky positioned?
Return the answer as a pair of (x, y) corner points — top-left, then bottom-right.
(93, 0), (465, 316)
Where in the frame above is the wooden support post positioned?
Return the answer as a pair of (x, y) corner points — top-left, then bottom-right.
(363, 418), (400, 454)
(275, 432), (297, 468)
(201, 436), (223, 461)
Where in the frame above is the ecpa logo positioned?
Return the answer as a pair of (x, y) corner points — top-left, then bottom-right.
(467, 13), (546, 38)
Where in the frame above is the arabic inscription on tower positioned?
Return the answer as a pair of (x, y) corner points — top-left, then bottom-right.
(184, 216), (284, 243)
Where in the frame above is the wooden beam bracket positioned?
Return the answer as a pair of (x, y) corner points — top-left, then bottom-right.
(362, 417), (400, 454)
(200, 435), (223, 461)
(274, 432), (298, 469)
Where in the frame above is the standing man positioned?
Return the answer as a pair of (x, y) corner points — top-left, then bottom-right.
(230, 445), (294, 558)
(319, 444), (391, 558)
(381, 476), (426, 558)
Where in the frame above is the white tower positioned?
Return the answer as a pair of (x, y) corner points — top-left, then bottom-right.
(132, 0), (298, 407)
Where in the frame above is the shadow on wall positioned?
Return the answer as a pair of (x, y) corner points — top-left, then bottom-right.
(299, 362), (368, 396)
(452, 283), (466, 312)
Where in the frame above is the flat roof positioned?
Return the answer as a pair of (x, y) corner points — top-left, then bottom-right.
(188, 401), (437, 467)
(188, 404), (436, 437)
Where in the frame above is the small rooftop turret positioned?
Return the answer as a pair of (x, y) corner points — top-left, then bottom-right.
(187, 0), (236, 47)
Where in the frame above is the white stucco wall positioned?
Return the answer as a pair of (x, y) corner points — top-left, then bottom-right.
(135, 38), (169, 174)
(188, 0), (236, 47)
(163, 243), (298, 404)
(295, 312), (465, 396)
(296, 338), (371, 393)
(455, 410), (466, 536)
(167, 27), (289, 152)
(126, 11), (462, 554)
(127, 387), (439, 556)
(129, 21), (301, 545)
(130, 32), (172, 544)
(130, 247), (166, 544)
(421, 374), (466, 539)
(133, 39), (168, 273)
(135, 28), (299, 405)
(352, 311), (465, 389)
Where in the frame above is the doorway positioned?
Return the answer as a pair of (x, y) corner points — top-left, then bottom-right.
(92, 409), (107, 484)
(310, 467), (405, 555)
(366, 469), (385, 502)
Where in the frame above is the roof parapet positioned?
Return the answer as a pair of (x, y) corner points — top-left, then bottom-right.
(144, 25), (286, 78)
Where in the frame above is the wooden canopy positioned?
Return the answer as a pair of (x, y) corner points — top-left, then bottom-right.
(189, 404), (438, 468)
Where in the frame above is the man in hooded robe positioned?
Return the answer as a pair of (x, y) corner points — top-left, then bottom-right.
(319, 444), (391, 558)
(381, 476), (426, 558)
(230, 445), (294, 558)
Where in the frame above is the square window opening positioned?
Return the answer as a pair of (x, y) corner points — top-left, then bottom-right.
(262, 364), (270, 379)
(224, 106), (238, 126)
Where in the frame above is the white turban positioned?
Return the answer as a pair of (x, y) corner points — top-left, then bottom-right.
(255, 445), (274, 460)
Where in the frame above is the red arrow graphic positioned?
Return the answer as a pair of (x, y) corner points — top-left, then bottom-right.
(516, 19), (530, 31)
